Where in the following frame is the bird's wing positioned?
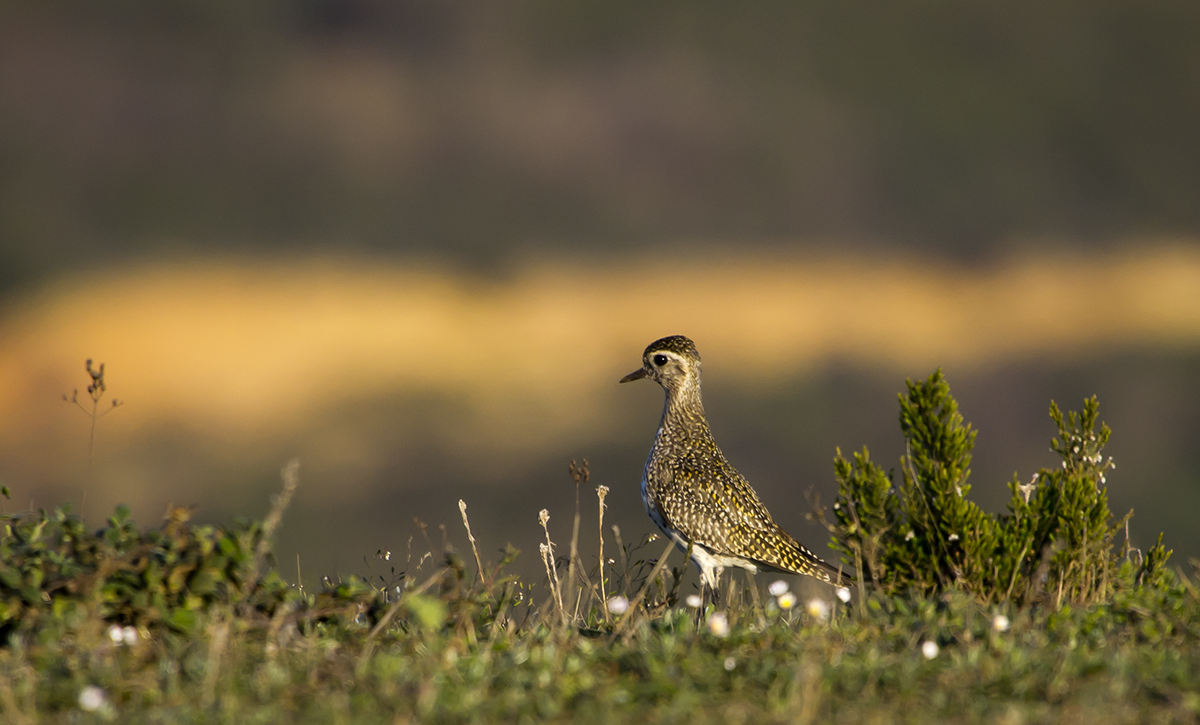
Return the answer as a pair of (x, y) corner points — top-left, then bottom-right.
(662, 456), (850, 583)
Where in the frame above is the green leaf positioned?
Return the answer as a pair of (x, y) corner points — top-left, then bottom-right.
(404, 593), (448, 631)
(167, 608), (199, 634)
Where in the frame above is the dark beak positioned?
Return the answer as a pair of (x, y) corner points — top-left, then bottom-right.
(619, 367), (648, 383)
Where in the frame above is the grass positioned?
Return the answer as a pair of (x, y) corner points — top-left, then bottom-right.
(3, 368), (1199, 723)
(1, 469), (1199, 724)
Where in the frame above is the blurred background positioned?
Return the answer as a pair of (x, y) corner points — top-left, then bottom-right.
(1, 1), (1198, 590)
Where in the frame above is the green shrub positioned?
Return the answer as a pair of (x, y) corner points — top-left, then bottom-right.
(823, 370), (1170, 605)
(0, 505), (385, 642)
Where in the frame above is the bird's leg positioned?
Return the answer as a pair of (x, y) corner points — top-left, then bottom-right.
(701, 565), (722, 610)
(693, 562), (723, 628)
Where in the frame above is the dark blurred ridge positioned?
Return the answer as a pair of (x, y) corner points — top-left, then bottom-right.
(3, 1), (1200, 292)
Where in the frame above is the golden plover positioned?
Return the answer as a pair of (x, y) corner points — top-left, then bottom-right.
(620, 335), (850, 601)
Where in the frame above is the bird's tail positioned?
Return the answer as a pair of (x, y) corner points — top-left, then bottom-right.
(813, 555), (855, 586)
(781, 537), (856, 585)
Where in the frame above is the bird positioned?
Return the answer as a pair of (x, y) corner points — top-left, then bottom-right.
(620, 335), (850, 603)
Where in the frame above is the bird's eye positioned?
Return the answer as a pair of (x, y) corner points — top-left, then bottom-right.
(652, 354), (668, 367)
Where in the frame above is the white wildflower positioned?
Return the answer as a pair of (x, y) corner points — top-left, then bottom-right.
(948, 533), (959, 542)
(78, 685), (106, 712)
(836, 587), (852, 603)
(723, 656), (736, 671)
(686, 594), (702, 608)
(538, 509), (549, 526)
(122, 626), (138, 646)
(921, 640), (939, 660)
(992, 614), (1011, 632)
(707, 612), (730, 637)
(768, 580), (789, 597)
(107, 625), (123, 644)
(905, 530), (915, 541)
(806, 598), (830, 622)
(606, 596), (629, 615)
(778, 592), (797, 610)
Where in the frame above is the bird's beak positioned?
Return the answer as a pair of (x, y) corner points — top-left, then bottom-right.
(619, 367), (648, 383)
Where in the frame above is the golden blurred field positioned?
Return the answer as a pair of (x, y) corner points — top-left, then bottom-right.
(1, 245), (1198, 578)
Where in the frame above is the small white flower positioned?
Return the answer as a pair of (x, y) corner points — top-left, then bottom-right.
(723, 656), (736, 671)
(606, 596), (629, 615)
(78, 685), (106, 712)
(921, 640), (939, 660)
(538, 509), (549, 525)
(905, 530), (915, 541)
(805, 598), (830, 622)
(836, 587), (851, 603)
(707, 612), (729, 637)
(778, 592), (797, 610)
(122, 626), (138, 646)
(686, 594), (702, 608)
(107, 625), (123, 644)
(948, 533), (959, 542)
(768, 580), (789, 597)
(992, 614), (1011, 632)
(833, 503), (840, 510)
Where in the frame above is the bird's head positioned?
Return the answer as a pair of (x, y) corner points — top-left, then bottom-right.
(619, 335), (702, 394)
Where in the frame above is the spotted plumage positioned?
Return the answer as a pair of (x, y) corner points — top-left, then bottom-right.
(620, 335), (850, 595)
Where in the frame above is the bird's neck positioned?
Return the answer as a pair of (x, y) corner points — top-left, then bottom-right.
(659, 379), (707, 434)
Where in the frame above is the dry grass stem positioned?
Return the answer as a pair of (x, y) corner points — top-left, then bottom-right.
(538, 509), (565, 624)
(611, 538), (677, 639)
(458, 499), (485, 586)
(613, 525), (629, 596)
(566, 460), (589, 626)
(597, 484), (610, 621)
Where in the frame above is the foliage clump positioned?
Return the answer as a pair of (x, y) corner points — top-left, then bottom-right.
(822, 370), (1170, 605)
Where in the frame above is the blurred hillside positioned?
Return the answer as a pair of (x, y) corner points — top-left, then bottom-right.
(3, 1), (1200, 292)
(1, 252), (1197, 583)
